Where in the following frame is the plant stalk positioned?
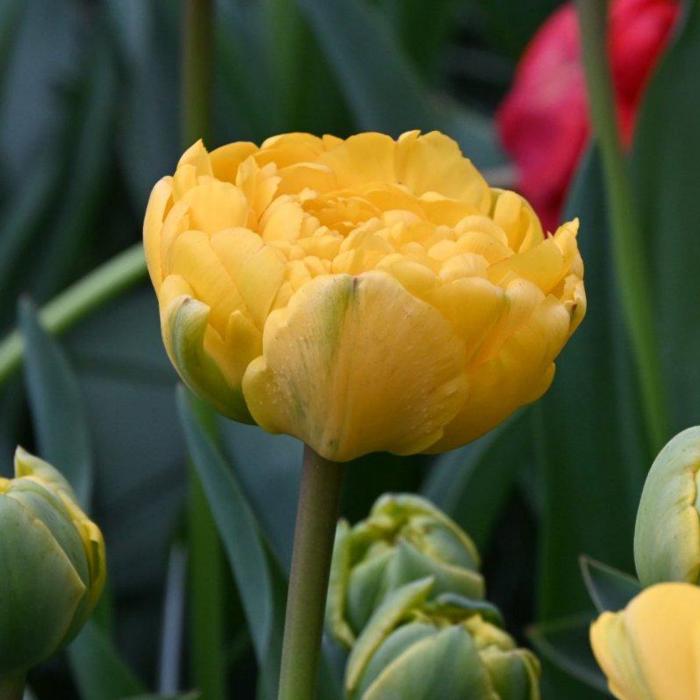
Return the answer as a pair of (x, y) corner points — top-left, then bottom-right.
(0, 674), (25, 700)
(577, 0), (669, 453)
(278, 446), (345, 700)
(182, 3), (227, 699)
(0, 244), (146, 385)
(183, 0), (214, 146)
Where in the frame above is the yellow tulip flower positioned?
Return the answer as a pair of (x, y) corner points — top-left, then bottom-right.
(590, 583), (700, 700)
(144, 131), (585, 461)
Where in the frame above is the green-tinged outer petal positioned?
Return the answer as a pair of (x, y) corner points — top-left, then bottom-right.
(353, 623), (436, 698)
(383, 539), (485, 601)
(346, 577), (434, 694)
(346, 549), (394, 637)
(242, 272), (469, 462)
(634, 426), (700, 585)
(0, 495), (86, 676)
(359, 626), (494, 700)
(13, 448), (106, 632)
(370, 494), (481, 571)
(326, 520), (357, 648)
(14, 447), (78, 503)
(482, 647), (542, 700)
(431, 593), (504, 628)
(164, 294), (253, 423)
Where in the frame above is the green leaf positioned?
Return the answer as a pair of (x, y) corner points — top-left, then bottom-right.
(122, 694), (200, 700)
(107, 0), (181, 211)
(632, 3), (700, 430)
(534, 149), (645, 699)
(176, 388), (277, 677)
(0, 156), (58, 311)
(0, 0), (81, 182)
(188, 465), (227, 700)
(19, 299), (93, 508)
(535, 149), (647, 620)
(422, 411), (531, 550)
(68, 620), (146, 700)
(31, 32), (118, 302)
(381, 0), (459, 77)
(579, 556), (641, 614)
(297, 0), (502, 168)
(527, 615), (609, 695)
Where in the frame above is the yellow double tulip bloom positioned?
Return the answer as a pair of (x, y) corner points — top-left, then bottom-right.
(145, 131), (585, 460)
(591, 583), (700, 699)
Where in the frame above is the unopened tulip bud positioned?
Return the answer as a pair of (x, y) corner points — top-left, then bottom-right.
(326, 494), (484, 648)
(346, 578), (541, 700)
(634, 426), (700, 585)
(0, 448), (106, 679)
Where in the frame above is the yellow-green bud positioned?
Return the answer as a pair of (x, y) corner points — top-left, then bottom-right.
(327, 494), (484, 648)
(634, 427), (700, 586)
(345, 578), (541, 700)
(0, 448), (106, 677)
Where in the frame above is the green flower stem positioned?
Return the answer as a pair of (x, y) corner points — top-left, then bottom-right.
(577, 0), (669, 452)
(0, 675), (25, 700)
(181, 3), (227, 699)
(182, 0), (214, 146)
(0, 243), (146, 385)
(279, 446), (345, 700)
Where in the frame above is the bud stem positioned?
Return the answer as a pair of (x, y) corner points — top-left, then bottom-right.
(576, 0), (669, 453)
(278, 446), (345, 700)
(0, 674), (25, 700)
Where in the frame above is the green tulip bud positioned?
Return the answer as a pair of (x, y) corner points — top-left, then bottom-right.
(327, 494), (484, 648)
(345, 578), (541, 700)
(634, 427), (700, 585)
(0, 448), (106, 678)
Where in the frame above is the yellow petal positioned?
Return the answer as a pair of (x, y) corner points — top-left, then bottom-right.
(209, 141), (258, 182)
(432, 277), (506, 357)
(591, 583), (700, 700)
(242, 271), (468, 461)
(256, 133), (325, 168)
(319, 133), (397, 188)
(177, 139), (214, 174)
(210, 228), (286, 328)
(182, 181), (249, 234)
(168, 230), (246, 333)
(491, 189), (544, 251)
(433, 293), (570, 450)
(488, 237), (566, 294)
(143, 176), (173, 289)
(276, 162), (336, 196)
(396, 131), (491, 211)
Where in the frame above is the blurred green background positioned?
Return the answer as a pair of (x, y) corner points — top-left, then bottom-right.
(0, 0), (697, 698)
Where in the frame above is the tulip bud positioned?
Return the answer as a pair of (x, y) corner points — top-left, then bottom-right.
(634, 426), (700, 586)
(345, 578), (541, 700)
(590, 582), (700, 700)
(0, 448), (106, 678)
(327, 493), (484, 648)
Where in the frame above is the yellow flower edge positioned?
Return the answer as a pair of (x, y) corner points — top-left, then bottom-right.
(590, 582), (700, 700)
(145, 131), (586, 461)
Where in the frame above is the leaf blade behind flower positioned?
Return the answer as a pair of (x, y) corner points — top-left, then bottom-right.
(19, 298), (93, 508)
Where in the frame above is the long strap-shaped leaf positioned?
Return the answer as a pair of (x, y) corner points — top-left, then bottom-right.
(20, 299), (93, 507)
(177, 387), (343, 699)
(177, 389), (278, 685)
